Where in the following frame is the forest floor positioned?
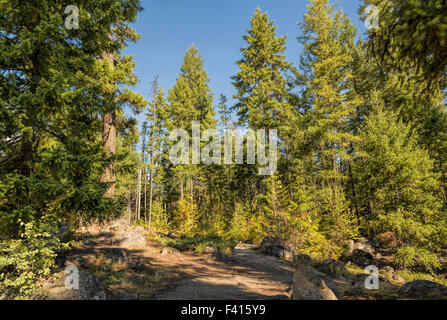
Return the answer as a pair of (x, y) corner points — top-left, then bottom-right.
(64, 221), (294, 300)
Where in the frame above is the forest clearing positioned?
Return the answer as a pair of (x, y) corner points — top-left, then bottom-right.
(1, 0), (447, 302)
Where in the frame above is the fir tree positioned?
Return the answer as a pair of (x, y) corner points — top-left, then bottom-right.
(232, 7), (294, 131)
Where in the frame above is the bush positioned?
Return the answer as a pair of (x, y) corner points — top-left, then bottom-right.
(393, 246), (441, 273)
(0, 218), (73, 299)
(228, 202), (264, 243)
(150, 201), (170, 232)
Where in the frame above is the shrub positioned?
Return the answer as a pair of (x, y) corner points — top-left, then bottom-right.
(393, 246), (441, 273)
(228, 202), (264, 243)
(0, 218), (73, 299)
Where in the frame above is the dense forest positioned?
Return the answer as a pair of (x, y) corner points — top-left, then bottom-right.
(1, 0), (447, 299)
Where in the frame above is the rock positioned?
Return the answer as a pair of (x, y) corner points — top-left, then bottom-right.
(400, 280), (447, 298)
(118, 229), (147, 249)
(160, 246), (181, 256)
(203, 245), (219, 255)
(260, 236), (282, 248)
(382, 266), (405, 285)
(378, 231), (397, 248)
(291, 264), (338, 300)
(319, 259), (349, 278)
(44, 271), (107, 300)
(353, 237), (375, 255)
(345, 239), (355, 255)
(260, 237), (294, 261)
(350, 249), (375, 267)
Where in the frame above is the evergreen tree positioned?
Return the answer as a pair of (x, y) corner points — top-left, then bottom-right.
(362, 0), (447, 90)
(165, 45), (216, 222)
(354, 108), (446, 269)
(232, 7), (294, 131)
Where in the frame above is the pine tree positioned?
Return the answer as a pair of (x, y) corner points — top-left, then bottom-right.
(298, 0), (360, 185)
(362, 0), (447, 90)
(232, 7), (294, 131)
(165, 45), (216, 221)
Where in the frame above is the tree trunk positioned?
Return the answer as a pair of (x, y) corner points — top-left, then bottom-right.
(135, 167), (142, 221)
(100, 51), (116, 198)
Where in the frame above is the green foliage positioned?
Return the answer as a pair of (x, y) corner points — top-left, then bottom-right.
(150, 201), (170, 232)
(173, 198), (199, 237)
(228, 202), (264, 243)
(162, 235), (236, 255)
(361, 0), (447, 89)
(232, 7), (294, 130)
(318, 186), (360, 245)
(393, 246), (441, 273)
(0, 218), (73, 299)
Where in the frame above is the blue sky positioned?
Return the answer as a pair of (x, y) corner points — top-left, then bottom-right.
(124, 0), (367, 129)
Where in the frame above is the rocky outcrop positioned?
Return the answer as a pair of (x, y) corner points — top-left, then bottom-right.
(43, 271), (107, 300)
(291, 264), (338, 300)
(400, 280), (447, 298)
(118, 228), (147, 249)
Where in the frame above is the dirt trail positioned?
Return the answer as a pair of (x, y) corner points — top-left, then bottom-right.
(147, 243), (294, 300)
(73, 221), (294, 300)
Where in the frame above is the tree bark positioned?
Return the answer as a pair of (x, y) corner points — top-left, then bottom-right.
(100, 51), (116, 198)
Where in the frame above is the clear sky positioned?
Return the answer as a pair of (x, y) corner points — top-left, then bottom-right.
(124, 0), (367, 129)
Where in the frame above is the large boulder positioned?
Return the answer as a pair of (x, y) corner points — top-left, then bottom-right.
(43, 271), (107, 300)
(400, 280), (447, 299)
(291, 264), (338, 300)
(344, 237), (377, 266)
(118, 228), (147, 249)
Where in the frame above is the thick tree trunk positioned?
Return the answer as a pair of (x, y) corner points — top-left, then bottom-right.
(100, 51), (116, 198)
(101, 111), (116, 198)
